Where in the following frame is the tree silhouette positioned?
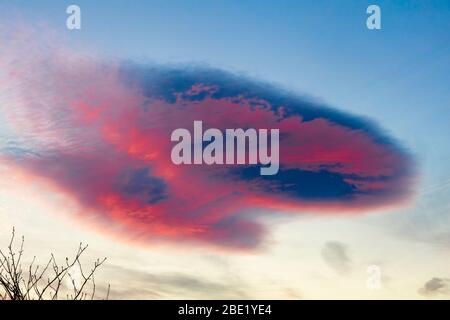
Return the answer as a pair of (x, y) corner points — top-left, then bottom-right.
(0, 228), (109, 300)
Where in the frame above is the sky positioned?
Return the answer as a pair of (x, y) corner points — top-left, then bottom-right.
(0, 0), (449, 299)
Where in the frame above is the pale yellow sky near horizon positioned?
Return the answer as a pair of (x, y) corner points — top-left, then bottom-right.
(0, 0), (449, 301)
(1, 161), (449, 300)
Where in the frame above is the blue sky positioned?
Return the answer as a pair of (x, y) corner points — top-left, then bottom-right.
(2, 0), (449, 188)
(2, 0), (449, 135)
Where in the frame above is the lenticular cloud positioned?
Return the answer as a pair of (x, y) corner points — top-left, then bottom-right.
(0, 29), (415, 249)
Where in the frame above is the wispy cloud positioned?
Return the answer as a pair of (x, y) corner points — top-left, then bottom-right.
(321, 241), (352, 275)
(419, 277), (450, 296)
(102, 265), (248, 299)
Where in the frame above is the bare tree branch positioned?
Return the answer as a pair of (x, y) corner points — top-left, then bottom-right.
(0, 228), (109, 300)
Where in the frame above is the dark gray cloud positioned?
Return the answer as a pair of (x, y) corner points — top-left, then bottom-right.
(321, 241), (351, 275)
(419, 277), (450, 296)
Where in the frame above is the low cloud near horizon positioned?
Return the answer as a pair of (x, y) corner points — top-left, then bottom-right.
(419, 277), (450, 297)
(321, 241), (352, 275)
